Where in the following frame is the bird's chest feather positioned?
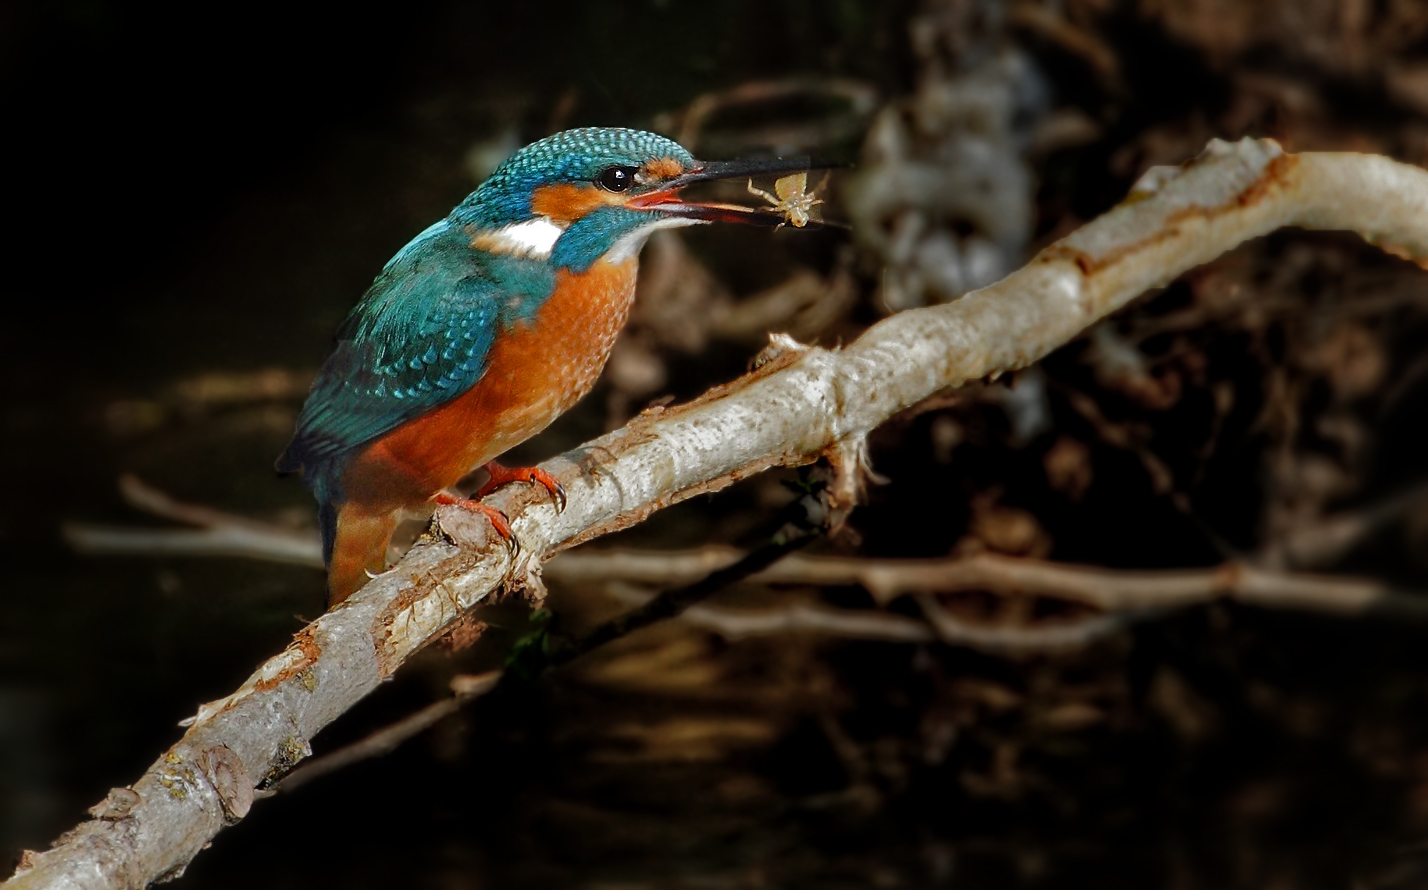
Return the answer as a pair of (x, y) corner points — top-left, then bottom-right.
(468, 257), (639, 455)
(349, 256), (639, 501)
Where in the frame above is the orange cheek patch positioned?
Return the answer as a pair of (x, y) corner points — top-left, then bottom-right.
(642, 157), (685, 180)
(531, 183), (623, 221)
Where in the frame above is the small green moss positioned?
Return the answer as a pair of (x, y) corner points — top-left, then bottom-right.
(505, 609), (556, 680)
(259, 734), (312, 788)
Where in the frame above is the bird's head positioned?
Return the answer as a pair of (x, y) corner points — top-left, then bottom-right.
(455, 127), (819, 273)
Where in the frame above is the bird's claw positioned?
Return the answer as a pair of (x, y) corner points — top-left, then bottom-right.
(548, 479), (568, 512)
(434, 492), (519, 555)
(478, 462), (566, 512)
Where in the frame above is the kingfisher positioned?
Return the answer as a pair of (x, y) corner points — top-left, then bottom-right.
(278, 127), (821, 605)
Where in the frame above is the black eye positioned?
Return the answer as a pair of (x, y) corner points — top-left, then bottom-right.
(596, 166), (636, 192)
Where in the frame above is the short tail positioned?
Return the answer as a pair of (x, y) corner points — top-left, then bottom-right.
(283, 452), (400, 605)
(327, 502), (398, 605)
(283, 456), (391, 606)
(318, 498), (339, 565)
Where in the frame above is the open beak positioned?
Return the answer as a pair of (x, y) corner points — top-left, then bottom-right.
(628, 155), (837, 226)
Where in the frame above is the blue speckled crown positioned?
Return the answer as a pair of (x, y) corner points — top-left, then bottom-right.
(456, 127), (694, 227)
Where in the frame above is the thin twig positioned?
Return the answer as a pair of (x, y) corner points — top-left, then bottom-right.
(1259, 480), (1428, 570)
(538, 531), (819, 674)
(912, 594), (1135, 654)
(264, 672), (501, 794)
(599, 583), (936, 644)
(657, 77), (880, 150)
(62, 474), (322, 567)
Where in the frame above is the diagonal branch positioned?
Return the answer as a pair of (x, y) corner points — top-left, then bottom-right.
(12, 139), (1428, 889)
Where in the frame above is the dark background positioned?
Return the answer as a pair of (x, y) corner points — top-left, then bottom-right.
(5, 1), (1428, 887)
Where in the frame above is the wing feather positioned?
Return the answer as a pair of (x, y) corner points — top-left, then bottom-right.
(277, 219), (554, 476)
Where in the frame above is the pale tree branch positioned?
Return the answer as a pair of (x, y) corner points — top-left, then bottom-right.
(13, 139), (1428, 889)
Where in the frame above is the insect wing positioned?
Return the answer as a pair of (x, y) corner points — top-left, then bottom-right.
(773, 171), (809, 203)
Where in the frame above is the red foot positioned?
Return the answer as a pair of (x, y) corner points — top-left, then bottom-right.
(475, 462), (567, 511)
(433, 492), (517, 553)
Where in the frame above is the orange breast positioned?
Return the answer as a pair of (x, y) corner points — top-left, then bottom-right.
(340, 257), (640, 511)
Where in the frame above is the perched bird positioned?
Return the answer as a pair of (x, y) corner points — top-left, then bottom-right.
(278, 127), (819, 605)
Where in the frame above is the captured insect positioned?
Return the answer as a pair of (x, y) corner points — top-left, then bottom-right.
(747, 170), (827, 228)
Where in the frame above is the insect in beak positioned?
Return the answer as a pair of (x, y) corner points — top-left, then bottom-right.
(629, 155), (841, 227)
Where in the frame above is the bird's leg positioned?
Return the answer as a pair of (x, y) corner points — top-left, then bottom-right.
(429, 463), (564, 556)
(432, 491), (518, 553)
(476, 462), (567, 511)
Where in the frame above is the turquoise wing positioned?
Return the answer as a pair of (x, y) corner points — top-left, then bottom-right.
(277, 219), (553, 474)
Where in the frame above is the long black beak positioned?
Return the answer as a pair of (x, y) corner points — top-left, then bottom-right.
(629, 155), (841, 226)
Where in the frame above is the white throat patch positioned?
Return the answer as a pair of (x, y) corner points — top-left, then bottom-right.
(603, 216), (706, 265)
(475, 217), (567, 260)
